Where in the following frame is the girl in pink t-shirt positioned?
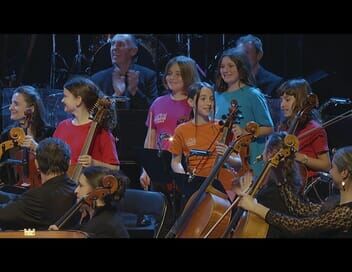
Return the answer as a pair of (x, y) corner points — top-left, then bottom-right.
(139, 56), (200, 190)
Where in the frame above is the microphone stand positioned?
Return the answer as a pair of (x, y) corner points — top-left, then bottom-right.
(49, 34), (56, 89)
(186, 34), (191, 58)
(165, 138), (237, 238)
(72, 34), (86, 75)
(221, 34), (226, 51)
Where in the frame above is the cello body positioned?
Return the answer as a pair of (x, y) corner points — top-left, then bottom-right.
(176, 188), (231, 238)
(0, 127), (41, 188)
(232, 211), (269, 238)
(13, 149), (42, 188)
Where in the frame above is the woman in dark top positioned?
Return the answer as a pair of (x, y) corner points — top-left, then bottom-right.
(0, 86), (54, 188)
(238, 144), (352, 238)
(254, 132), (302, 238)
(50, 166), (130, 238)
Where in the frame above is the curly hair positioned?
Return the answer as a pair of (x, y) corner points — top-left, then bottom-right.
(13, 85), (48, 140)
(264, 132), (302, 190)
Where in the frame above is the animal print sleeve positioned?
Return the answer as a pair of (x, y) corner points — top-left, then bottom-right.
(265, 205), (352, 235)
(278, 182), (322, 217)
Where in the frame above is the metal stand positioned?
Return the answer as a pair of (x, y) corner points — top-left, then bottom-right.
(49, 34), (69, 89)
(186, 35), (191, 58)
(221, 34), (226, 50)
(71, 34), (87, 75)
(49, 34), (56, 89)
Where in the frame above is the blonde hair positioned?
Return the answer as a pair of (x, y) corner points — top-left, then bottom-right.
(333, 146), (352, 176)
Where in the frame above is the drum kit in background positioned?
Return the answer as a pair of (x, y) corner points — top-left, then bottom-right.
(49, 34), (171, 89)
(303, 172), (337, 204)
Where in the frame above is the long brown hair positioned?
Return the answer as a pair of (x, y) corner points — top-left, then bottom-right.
(64, 77), (102, 112)
(264, 132), (302, 191)
(278, 78), (321, 130)
(215, 47), (255, 93)
(13, 85), (48, 140)
(187, 81), (215, 124)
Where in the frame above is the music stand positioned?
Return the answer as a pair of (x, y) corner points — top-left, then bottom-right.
(136, 148), (178, 220)
(0, 159), (28, 195)
(136, 148), (173, 185)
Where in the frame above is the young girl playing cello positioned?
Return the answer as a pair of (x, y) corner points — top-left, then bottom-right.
(169, 81), (241, 201)
(53, 77), (119, 174)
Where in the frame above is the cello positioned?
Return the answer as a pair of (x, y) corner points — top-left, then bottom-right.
(0, 128), (26, 160)
(215, 99), (240, 193)
(2, 109), (42, 188)
(165, 102), (244, 238)
(280, 93), (319, 183)
(54, 174), (119, 230)
(228, 94), (318, 238)
(231, 134), (299, 238)
(67, 97), (112, 183)
(202, 121), (260, 238)
(17, 109), (42, 188)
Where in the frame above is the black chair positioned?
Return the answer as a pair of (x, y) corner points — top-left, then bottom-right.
(119, 189), (167, 238)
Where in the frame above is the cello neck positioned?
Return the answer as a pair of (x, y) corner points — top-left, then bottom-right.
(55, 197), (85, 229)
(70, 121), (98, 183)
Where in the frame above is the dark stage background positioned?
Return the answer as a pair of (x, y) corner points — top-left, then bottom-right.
(1, 34), (351, 185)
(1, 34), (351, 100)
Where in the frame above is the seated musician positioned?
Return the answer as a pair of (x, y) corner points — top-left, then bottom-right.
(0, 137), (77, 231)
(50, 166), (130, 238)
(277, 79), (331, 192)
(0, 85), (54, 187)
(231, 132), (303, 238)
(238, 144), (352, 238)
